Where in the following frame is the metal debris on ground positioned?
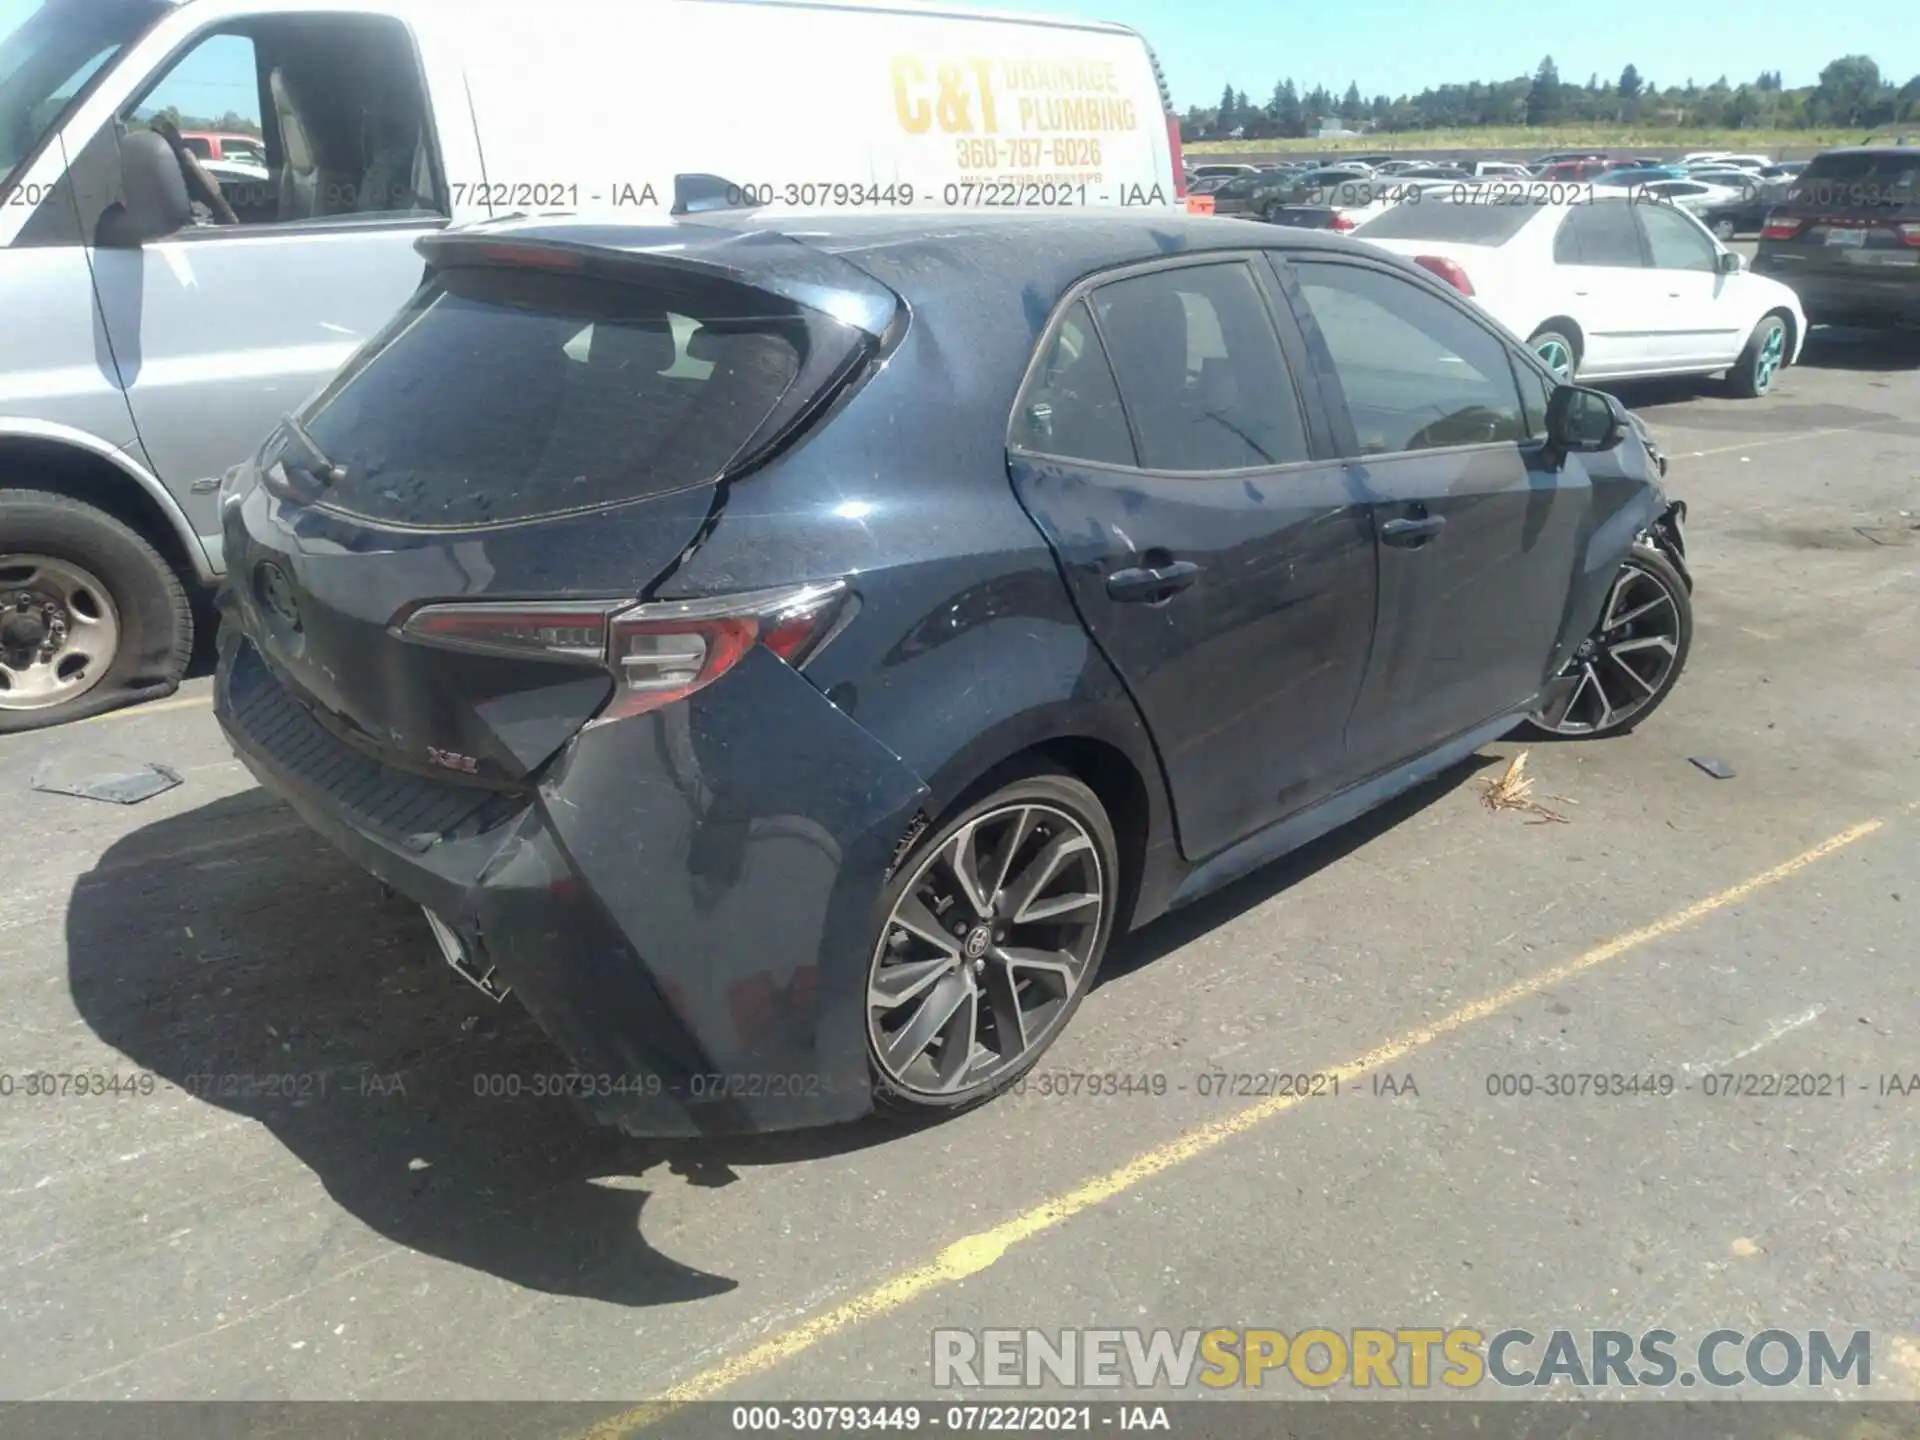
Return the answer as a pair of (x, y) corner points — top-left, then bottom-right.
(1477, 750), (1570, 824)
(29, 753), (184, 805)
(1690, 756), (1738, 780)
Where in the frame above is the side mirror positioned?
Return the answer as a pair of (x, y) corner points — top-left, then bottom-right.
(100, 129), (191, 247)
(1717, 249), (1744, 274)
(1545, 384), (1626, 454)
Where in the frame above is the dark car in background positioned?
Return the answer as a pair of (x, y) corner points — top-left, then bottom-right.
(1698, 178), (1791, 239)
(1752, 147), (1920, 330)
(213, 210), (1689, 1139)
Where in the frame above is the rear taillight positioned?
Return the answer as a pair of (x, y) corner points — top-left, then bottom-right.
(395, 581), (850, 723)
(1166, 114), (1187, 199)
(1413, 254), (1474, 295)
(1761, 217), (1806, 240)
(1897, 223), (1920, 248)
(1329, 212), (1357, 232)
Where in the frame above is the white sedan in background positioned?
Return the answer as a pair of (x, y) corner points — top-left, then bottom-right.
(1350, 187), (1807, 396)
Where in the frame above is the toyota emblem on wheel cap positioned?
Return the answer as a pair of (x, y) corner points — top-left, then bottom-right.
(255, 563), (299, 629)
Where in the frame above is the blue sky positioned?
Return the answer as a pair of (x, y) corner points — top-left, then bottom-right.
(988, 0), (1920, 112)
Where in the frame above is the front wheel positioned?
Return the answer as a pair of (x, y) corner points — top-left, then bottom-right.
(1524, 546), (1692, 740)
(1725, 313), (1790, 398)
(0, 490), (194, 732)
(866, 769), (1118, 1115)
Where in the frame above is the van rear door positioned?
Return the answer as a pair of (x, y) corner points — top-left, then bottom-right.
(455, 0), (1179, 214)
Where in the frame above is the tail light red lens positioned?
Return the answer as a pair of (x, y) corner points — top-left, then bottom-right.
(1897, 223), (1920, 248)
(1761, 218), (1806, 240)
(396, 581), (850, 723)
(1413, 254), (1475, 295)
(1329, 213), (1357, 232)
(1166, 114), (1187, 199)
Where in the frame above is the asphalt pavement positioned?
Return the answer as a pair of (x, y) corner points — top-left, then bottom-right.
(1, 320), (1917, 1424)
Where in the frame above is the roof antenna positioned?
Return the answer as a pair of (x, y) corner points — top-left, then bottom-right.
(672, 174), (767, 217)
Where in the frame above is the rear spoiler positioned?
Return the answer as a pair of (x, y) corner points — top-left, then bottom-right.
(414, 221), (900, 340)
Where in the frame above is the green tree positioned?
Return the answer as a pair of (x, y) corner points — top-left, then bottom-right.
(1341, 80), (1362, 118)
(1617, 63), (1642, 98)
(1526, 55), (1563, 125)
(1813, 55), (1881, 126)
(1216, 82), (1237, 133)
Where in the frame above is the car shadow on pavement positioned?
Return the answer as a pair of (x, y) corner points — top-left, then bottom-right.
(1099, 751), (1502, 984)
(1793, 326), (1920, 373)
(64, 790), (916, 1308)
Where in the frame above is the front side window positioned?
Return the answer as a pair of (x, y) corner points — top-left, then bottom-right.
(125, 14), (443, 228)
(1637, 202), (1718, 272)
(1290, 260), (1526, 456)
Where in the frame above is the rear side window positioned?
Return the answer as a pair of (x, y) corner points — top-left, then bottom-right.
(295, 266), (864, 527)
(1090, 263), (1311, 472)
(1553, 200), (1646, 266)
(1012, 301), (1136, 468)
(1354, 199), (1540, 244)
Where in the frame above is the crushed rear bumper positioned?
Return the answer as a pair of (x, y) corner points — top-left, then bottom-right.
(214, 628), (929, 1136)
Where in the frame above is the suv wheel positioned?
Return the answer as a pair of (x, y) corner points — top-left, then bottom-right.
(0, 490), (194, 732)
(866, 769), (1118, 1114)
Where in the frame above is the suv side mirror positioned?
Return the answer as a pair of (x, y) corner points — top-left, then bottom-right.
(100, 129), (192, 247)
(1546, 384), (1626, 453)
(1717, 250), (1744, 274)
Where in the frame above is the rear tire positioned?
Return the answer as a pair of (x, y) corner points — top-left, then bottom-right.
(0, 489), (193, 732)
(1528, 327), (1580, 382)
(866, 768), (1119, 1117)
(1725, 313), (1790, 398)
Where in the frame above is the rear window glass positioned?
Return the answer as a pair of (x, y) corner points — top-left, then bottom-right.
(1353, 199), (1540, 244)
(294, 267), (855, 527)
(1791, 154), (1920, 206)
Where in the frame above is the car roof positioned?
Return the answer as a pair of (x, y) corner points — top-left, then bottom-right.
(1810, 145), (1920, 158)
(469, 208), (1361, 283)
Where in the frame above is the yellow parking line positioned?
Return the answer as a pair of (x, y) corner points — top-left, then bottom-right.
(76, 693), (212, 725)
(586, 815), (1888, 1437)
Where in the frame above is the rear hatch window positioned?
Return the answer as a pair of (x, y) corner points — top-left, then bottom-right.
(290, 265), (869, 528)
(1354, 199), (1540, 245)
(1787, 154), (1920, 211)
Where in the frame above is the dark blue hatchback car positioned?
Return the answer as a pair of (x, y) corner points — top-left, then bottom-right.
(214, 210), (1690, 1137)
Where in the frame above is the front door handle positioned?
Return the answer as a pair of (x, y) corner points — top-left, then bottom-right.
(1106, 559), (1201, 603)
(1380, 514), (1446, 546)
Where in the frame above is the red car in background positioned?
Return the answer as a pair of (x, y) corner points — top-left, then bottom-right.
(179, 129), (265, 167)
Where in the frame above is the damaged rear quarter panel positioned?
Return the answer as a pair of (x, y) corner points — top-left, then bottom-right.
(533, 646), (929, 1131)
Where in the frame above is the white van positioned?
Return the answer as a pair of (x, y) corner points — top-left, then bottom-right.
(0, 0), (1184, 729)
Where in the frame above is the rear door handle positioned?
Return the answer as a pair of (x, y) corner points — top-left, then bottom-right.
(1380, 515), (1447, 546)
(1106, 559), (1201, 603)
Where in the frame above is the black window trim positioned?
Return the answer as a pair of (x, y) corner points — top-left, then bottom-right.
(20, 7), (451, 245)
(1269, 249), (1543, 463)
(1007, 249), (1328, 479)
